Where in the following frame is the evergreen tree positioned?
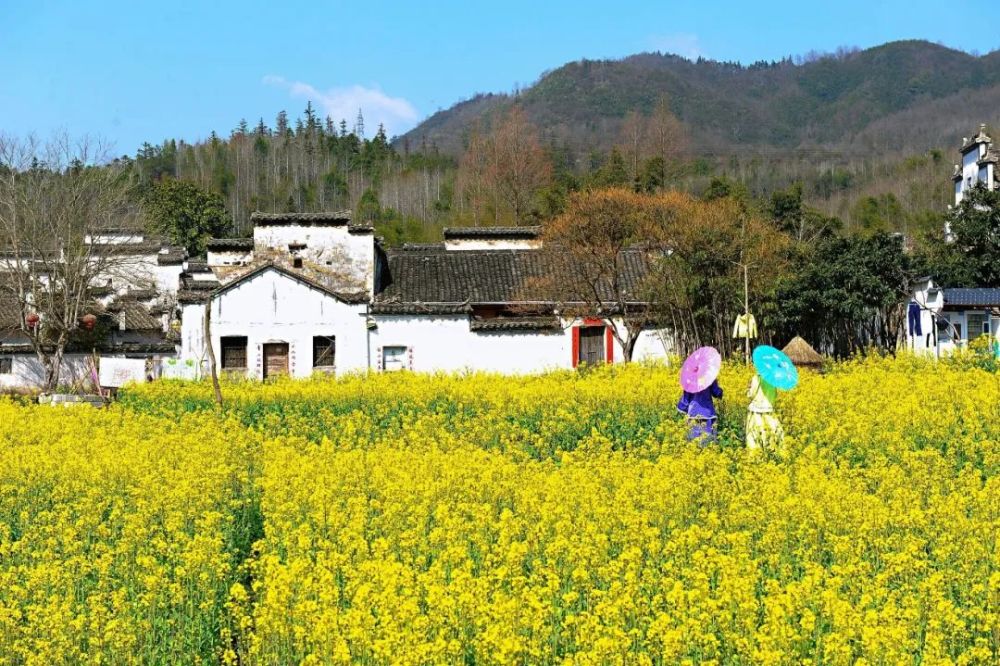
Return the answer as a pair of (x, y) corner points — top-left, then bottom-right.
(145, 179), (231, 254)
(592, 147), (629, 188)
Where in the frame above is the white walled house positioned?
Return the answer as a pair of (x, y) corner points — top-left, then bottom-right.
(909, 126), (1000, 358)
(0, 228), (185, 391)
(180, 264), (368, 379)
(908, 277), (1000, 357)
(953, 124), (998, 206)
(177, 213), (673, 378)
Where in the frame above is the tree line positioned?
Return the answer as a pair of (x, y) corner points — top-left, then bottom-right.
(126, 101), (955, 254)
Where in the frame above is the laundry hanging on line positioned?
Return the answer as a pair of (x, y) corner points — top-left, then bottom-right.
(733, 313), (757, 339)
(907, 302), (922, 336)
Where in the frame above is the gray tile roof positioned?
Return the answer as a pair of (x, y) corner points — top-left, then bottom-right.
(443, 226), (542, 240)
(184, 260), (213, 273)
(206, 238), (254, 251)
(374, 248), (649, 310)
(157, 247), (187, 265)
(106, 299), (162, 330)
(251, 211), (352, 225)
(942, 288), (1000, 308)
(470, 316), (562, 332)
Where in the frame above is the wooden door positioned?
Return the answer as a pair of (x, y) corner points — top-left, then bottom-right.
(578, 327), (605, 365)
(262, 343), (289, 378)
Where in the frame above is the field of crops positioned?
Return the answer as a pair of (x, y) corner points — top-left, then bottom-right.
(2, 355), (1000, 664)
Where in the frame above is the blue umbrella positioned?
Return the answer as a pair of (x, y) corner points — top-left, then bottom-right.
(752, 345), (798, 391)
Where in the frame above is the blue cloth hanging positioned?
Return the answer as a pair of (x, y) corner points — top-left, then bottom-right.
(907, 302), (922, 336)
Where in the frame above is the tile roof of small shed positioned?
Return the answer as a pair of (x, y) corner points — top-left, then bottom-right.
(942, 288), (1000, 308)
(206, 238), (254, 251)
(443, 226), (542, 240)
(251, 211), (352, 225)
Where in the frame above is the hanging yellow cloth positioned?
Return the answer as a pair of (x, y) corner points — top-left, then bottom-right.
(733, 313), (758, 339)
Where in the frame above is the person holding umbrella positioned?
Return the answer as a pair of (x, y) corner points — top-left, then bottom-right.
(677, 346), (724, 445)
(746, 345), (798, 451)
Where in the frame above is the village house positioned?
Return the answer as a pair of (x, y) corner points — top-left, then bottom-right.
(910, 125), (1000, 355)
(0, 210), (671, 389)
(0, 228), (184, 389)
(178, 213), (671, 378)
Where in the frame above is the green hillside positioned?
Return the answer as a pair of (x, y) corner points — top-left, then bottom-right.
(401, 40), (1000, 155)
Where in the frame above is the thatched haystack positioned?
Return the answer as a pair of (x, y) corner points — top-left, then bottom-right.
(782, 336), (825, 368)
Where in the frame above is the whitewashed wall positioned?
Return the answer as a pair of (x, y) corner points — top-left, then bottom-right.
(0, 354), (93, 390)
(443, 238), (542, 251)
(632, 328), (673, 361)
(253, 224), (375, 295)
(369, 316), (567, 373)
(180, 303), (207, 361)
(959, 147), (982, 204)
(151, 262), (183, 295)
(368, 316), (672, 374)
(191, 267), (368, 378)
(207, 248), (253, 266)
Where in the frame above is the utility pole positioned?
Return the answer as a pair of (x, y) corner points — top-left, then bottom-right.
(743, 263), (750, 364)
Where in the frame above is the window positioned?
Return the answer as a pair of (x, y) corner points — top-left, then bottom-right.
(967, 313), (989, 342)
(292, 257), (303, 269)
(0, 358), (11, 374)
(220, 336), (248, 369)
(578, 326), (605, 365)
(953, 323), (963, 343)
(382, 346), (408, 372)
(313, 336), (336, 368)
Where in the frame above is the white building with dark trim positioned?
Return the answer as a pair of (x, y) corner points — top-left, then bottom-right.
(0, 211), (672, 389)
(953, 124), (998, 206)
(910, 126), (1000, 355)
(178, 213), (671, 378)
(0, 231), (185, 389)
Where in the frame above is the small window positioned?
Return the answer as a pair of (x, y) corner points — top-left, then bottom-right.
(382, 346), (408, 372)
(313, 335), (335, 368)
(220, 336), (248, 369)
(0, 358), (11, 374)
(292, 257), (303, 269)
(968, 313), (988, 342)
(953, 323), (963, 343)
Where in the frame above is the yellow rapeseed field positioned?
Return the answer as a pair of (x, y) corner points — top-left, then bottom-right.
(3, 354), (999, 664)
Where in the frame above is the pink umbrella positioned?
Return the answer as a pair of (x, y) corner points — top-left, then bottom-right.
(680, 346), (722, 393)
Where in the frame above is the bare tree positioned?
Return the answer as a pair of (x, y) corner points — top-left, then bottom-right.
(618, 110), (646, 183)
(526, 188), (660, 361)
(489, 105), (551, 224)
(455, 124), (492, 225)
(0, 133), (148, 390)
(644, 95), (689, 185)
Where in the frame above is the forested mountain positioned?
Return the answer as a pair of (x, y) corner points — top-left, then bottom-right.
(402, 40), (1000, 155)
(127, 40), (1000, 245)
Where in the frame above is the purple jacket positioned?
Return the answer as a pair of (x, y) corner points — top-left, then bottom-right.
(677, 380), (723, 420)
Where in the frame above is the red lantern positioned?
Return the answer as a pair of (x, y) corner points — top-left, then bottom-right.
(25, 313), (39, 328)
(81, 314), (97, 331)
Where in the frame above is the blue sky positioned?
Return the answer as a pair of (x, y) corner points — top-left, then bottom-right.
(2, 0), (997, 156)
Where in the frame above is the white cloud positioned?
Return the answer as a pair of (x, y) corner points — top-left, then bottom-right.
(648, 33), (705, 61)
(263, 75), (419, 137)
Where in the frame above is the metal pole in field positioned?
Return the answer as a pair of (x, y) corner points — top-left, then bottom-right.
(744, 263), (750, 364)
